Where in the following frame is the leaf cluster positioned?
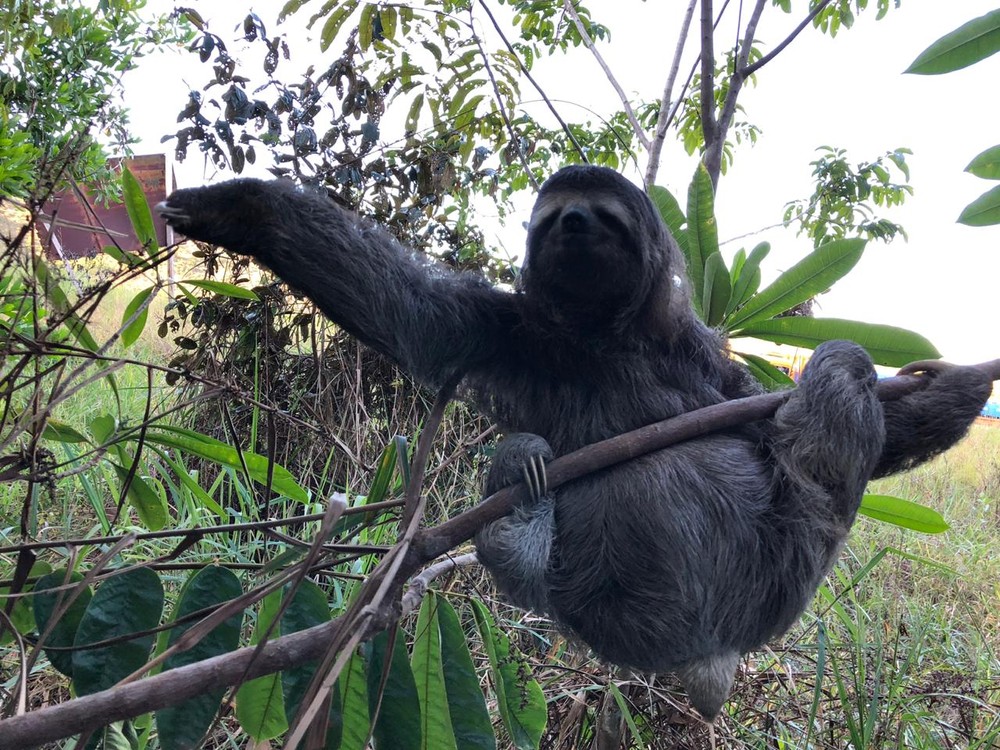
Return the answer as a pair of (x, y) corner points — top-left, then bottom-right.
(907, 9), (1000, 227)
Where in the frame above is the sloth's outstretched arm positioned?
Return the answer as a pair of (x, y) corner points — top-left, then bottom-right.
(159, 179), (515, 385)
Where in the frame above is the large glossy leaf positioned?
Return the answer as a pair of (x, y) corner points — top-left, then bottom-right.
(237, 590), (288, 740)
(734, 317), (940, 367)
(648, 184), (689, 256)
(859, 495), (950, 533)
(727, 242), (770, 316)
(905, 9), (1000, 74)
(471, 600), (545, 750)
(684, 165), (718, 315)
(72, 568), (164, 695)
(33, 569), (93, 677)
(965, 144), (1000, 180)
(366, 628), (422, 750)
(157, 567), (244, 750)
(122, 165), (159, 254)
(958, 184), (1000, 226)
(412, 593), (459, 750)
(141, 426), (309, 503)
(437, 596), (495, 750)
(702, 252), (732, 327)
(726, 239), (865, 329)
(280, 580), (342, 749)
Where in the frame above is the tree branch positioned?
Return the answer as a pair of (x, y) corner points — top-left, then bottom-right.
(562, 0), (650, 150)
(645, 0), (698, 188)
(2, 358), (998, 746)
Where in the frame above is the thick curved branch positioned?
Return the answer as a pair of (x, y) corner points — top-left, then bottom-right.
(2, 358), (997, 747)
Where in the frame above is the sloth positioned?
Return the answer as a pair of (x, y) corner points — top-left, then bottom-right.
(158, 166), (991, 719)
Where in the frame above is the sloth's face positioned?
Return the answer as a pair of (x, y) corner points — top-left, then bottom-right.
(525, 189), (645, 311)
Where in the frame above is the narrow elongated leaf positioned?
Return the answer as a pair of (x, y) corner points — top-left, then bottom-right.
(140, 426), (308, 502)
(702, 252), (732, 327)
(42, 420), (89, 443)
(33, 569), (93, 677)
(734, 317), (940, 367)
(122, 165), (159, 253)
(648, 184), (689, 256)
(726, 239), (865, 329)
(684, 165), (718, 315)
(727, 242), (770, 316)
(859, 494), (950, 533)
(905, 9), (1000, 74)
(412, 593), (459, 750)
(179, 279), (260, 300)
(965, 144), (1000, 180)
(121, 286), (154, 348)
(72, 568), (164, 695)
(237, 589), (287, 740)
(340, 650), (371, 750)
(958, 184), (1000, 226)
(471, 600), (545, 750)
(366, 628), (422, 750)
(735, 352), (796, 391)
(157, 567), (244, 750)
(320, 0), (360, 51)
(437, 597), (495, 750)
(280, 580), (342, 749)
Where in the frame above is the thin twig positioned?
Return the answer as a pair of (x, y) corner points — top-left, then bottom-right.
(561, 0), (650, 150)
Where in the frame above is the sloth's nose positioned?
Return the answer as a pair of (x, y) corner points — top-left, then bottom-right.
(560, 205), (591, 233)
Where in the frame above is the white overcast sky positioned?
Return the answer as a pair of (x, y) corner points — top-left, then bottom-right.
(123, 1), (1000, 365)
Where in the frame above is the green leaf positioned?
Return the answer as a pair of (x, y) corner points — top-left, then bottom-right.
(726, 238), (866, 330)
(42, 420), (90, 443)
(734, 317), (940, 367)
(379, 7), (397, 41)
(735, 352), (796, 391)
(122, 165), (159, 254)
(340, 650), (371, 750)
(727, 242), (770, 316)
(34, 258), (100, 352)
(89, 414), (117, 444)
(958, 183), (1000, 226)
(180, 279), (260, 300)
(965, 144), (1000, 180)
(471, 600), (545, 750)
(280, 580), (342, 749)
(437, 597), (496, 750)
(320, 0), (360, 51)
(702, 252), (732, 327)
(110, 462), (168, 531)
(905, 9), (1000, 74)
(648, 184), (689, 256)
(120, 286), (154, 348)
(141, 425), (309, 503)
(412, 593), (459, 750)
(684, 165), (718, 316)
(366, 628), (422, 750)
(237, 589), (287, 740)
(859, 494), (950, 533)
(156, 567), (244, 750)
(358, 2), (376, 50)
(33, 569), (93, 677)
(406, 93), (425, 134)
(72, 568), (164, 695)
